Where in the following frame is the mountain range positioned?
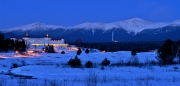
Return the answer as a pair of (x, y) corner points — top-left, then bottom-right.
(1, 18), (180, 43)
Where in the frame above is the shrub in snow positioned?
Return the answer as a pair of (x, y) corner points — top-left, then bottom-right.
(156, 39), (175, 64)
(67, 55), (82, 68)
(68, 58), (73, 65)
(61, 51), (65, 54)
(77, 48), (82, 55)
(101, 58), (110, 66)
(90, 49), (96, 53)
(20, 60), (26, 66)
(149, 60), (157, 66)
(101, 66), (105, 70)
(131, 57), (139, 66)
(173, 66), (178, 71)
(115, 60), (124, 66)
(127, 56), (139, 66)
(85, 60), (93, 68)
(45, 45), (56, 53)
(85, 48), (90, 54)
(11, 63), (19, 68)
(84, 70), (98, 86)
(131, 49), (137, 56)
(145, 59), (157, 66)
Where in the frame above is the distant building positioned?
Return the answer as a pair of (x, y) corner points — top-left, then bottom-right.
(10, 34), (68, 47)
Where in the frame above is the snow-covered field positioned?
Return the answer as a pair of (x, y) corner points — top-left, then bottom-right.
(0, 47), (180, 86)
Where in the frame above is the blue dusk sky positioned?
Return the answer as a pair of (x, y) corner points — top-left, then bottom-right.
(0, 0), (180, 29)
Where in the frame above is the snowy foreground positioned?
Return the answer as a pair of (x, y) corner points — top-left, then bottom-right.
(0, 48), (180, 86)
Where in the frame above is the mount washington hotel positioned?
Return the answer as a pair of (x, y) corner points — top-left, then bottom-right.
(10, 34), (68, 47)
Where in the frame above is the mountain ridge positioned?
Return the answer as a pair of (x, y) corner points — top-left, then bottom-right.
(1, 18), (180, 43)
(1, 18), (180, 34)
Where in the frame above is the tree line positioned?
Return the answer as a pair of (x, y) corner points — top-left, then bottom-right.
(0, 33), (26, 52)
(76, 41), (163, 52)
(70, 39), (180, 67)
(74, 39), (179, 53)
(75, 38), (180, 65)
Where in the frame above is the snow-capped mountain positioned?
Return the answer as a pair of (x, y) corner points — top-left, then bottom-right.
(2, 18), (180, 34)
(171, 20), (180, 26)
(70, 18), (170, 34)
(2, 22), (64, 33)
(1, 18), (180, 42)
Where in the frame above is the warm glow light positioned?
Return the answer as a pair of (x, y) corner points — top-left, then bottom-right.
(69, 47), (78, 50)
(15, 50), (18, 54)
(102, 50), (106, 52)
(14, 50), (41, 58)
(32, 44), (68, 47)
(27, 50), (33, 53)
(0, 55), (7, 58)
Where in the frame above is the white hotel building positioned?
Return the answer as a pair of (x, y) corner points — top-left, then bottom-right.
(11, 34), (68, 47)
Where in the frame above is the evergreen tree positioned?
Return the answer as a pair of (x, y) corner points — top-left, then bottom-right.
(13, 39), (26, 52)
(6, 39), (14, 51)
(101, 58), (110, 66)
(67, 55), (82, 68)
(85, 60), (93, 68)
(47, 45), (51, 52)
(61, 51), (65, 54)
(77, 48), (82, 55)
(3, 40), (8, 52)
(131, 49), (137, 56)
(0, 33), (5, 52)
(157, 39), (175, 64)
(74, 39), (82, 47)
(85, 48), (90, 54)
(48, 45), (55, 53)
(45, 47), (49, 52)
(45, 45), (55, 53)
(21, 40), (26, 51)
(0, 33), (23, 52)
(51, 45), (55, 53)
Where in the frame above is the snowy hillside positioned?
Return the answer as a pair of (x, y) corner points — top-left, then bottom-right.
(0, 47), (180, 86)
